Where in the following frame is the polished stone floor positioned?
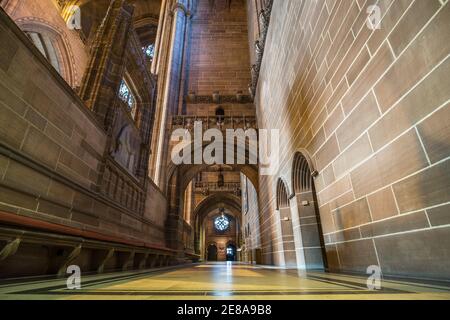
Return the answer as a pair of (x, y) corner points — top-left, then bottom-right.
(1, 263), (449, 300)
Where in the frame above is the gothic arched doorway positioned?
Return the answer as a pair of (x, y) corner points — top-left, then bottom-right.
(207, 243), (218, 261)
(226, 243), (237, 261)
(292, 151), (328, 270)
(276, 178), (297, 267)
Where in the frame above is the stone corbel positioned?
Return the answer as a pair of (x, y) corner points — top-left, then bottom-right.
(57, 244), (82, 277)
(97, 248), (115, 273)
(137, 253), (149, 269)
(150, 254), (159, 268)
(160, 255), (168, 267)
(0, 238), (21, 261)
(121, 250), (136, 271)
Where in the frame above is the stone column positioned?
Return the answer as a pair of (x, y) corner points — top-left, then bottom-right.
(150, 0), (195, 186)
(165, 167), (185, 253)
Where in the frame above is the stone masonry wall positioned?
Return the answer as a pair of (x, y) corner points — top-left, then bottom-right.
(256, 0), (450, 279)
(0, 9), (167, 248)
(188, 0), (252, 96)
(241, 173), (261, 262)
(1, 0), (89, 88)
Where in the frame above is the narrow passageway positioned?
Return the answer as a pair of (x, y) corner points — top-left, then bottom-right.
(1, 0), (449, 299)
(1, 263), (449, 300)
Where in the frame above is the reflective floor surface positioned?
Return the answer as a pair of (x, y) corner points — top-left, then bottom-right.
(1, 263), (449, 300)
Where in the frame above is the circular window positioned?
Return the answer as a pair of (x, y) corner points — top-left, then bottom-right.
(214, 215), (230, 231)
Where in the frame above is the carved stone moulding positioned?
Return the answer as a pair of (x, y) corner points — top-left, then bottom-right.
(249, 0), (274, 98)
(185, 94), (254, 104)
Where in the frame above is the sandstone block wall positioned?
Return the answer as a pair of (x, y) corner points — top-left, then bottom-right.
(255, 0), (450, 279)
(0, 9), (169, 278)
(1, 0), (89, 88)
(189, 0), (252, 96)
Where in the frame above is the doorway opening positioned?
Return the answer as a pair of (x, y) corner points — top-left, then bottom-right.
(292, 152), (328, 270)
(226, 243), (237, 261)
(207, 243), (218, 261)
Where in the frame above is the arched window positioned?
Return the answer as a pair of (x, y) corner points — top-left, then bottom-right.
(17, 19), (76, 87)
(118, 80), (137, 119)
(214, 215), (230, 231)
(142, 44), (155, 60)
(25, 31), (61, 74)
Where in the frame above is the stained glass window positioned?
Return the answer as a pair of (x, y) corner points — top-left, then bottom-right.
(143, 44), (155, 60)
(214, 215), (230, 232)
(118, 80), (137, 118)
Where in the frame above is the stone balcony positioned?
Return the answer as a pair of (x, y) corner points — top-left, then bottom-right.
(194, 182), (242, 196)
(170, 115), (258, 132)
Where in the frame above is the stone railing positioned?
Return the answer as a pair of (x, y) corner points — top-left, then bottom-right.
(170, 115), (258, 132)
(101, 158), (146, 215)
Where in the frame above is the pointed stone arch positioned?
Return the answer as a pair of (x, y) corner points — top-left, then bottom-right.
(276, 178), (290, 210)
(275, 177), (296, 267)
(292, 150), (316, 194)
(291, 150), (328, 271)
(15, 17), (77, 87)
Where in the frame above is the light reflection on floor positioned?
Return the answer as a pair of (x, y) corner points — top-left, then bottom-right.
(0, 263), (449, 300)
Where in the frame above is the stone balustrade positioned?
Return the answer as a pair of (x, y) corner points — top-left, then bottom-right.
(194, 182), (241, 196)
(171, 115), (258, 132)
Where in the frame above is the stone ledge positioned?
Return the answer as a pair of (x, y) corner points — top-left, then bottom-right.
(0, 210), (176, 254)
(0, 142), (164, 231)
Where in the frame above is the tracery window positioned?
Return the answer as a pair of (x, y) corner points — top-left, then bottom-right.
(25, 31), (61, 74)
(118, 80), (137, 118)
(142, 44), (155, 60)
(214, 215), (230, 232)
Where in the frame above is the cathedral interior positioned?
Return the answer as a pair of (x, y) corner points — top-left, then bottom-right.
(0, 0), (449, 300)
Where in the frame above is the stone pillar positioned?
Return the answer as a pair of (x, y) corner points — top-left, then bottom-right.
(150, 0), (195, 185)
(165, 167), (185, 253)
